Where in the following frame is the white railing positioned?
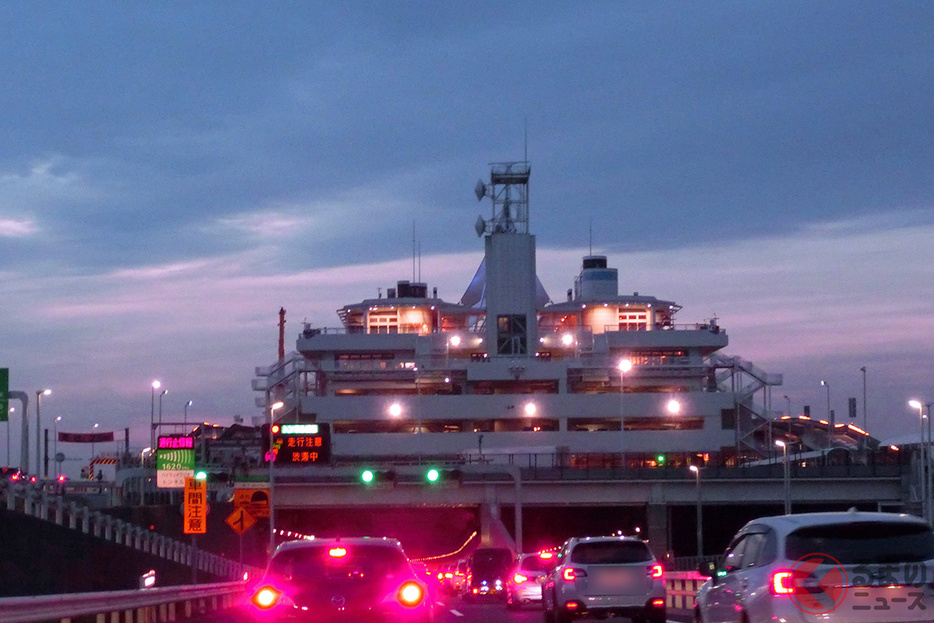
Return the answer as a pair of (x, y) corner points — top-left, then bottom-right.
(0, 581), (245, 623)
(0, 481), (260, 581)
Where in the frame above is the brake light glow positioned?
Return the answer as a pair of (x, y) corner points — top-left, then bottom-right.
(565, 601), (579, 611)
(771, 570), (795, 595)
(444, 571), (453, 579)
(649, 564), (663, 578)
(652, 598), (665, 607)
(563, 567), (586, 582)
(328, 547), (347, 558)
(540, 551), (554, 560)
(513, 573), (528, 583)
(397, 581), (424, 607)
(251, 586), (281, 609)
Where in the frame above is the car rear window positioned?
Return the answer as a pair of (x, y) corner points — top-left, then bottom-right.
(269, 544), (409, 580)
(785, 522), (934, 564)
(570, 541), (652, 564)
(519, 556), (549, 572)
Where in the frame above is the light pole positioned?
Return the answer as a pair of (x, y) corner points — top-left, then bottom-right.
(689, 465), (702, 556)
(910, 400), (929, 522)
(618, 359), (632, 467)
(775, 440), (791, 515)
(35, 389), (51, 477)
(7, 407), (13, 469)
(820, 380), (831, 427)
(184, 400), (193, 427)
(90, 423), (100, 474)
(268, 400), (284, 560)
(53, 416), (62, 478)
(784, 395), (791, 416)
(150, 380), (161, 452)
(158, 389), (167, 433)
(860, 366), (868, 433)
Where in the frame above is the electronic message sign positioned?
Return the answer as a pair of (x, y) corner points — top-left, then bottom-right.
(272, 423), (331, 464)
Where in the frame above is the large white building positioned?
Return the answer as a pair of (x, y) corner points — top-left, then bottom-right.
(253, 161), (789, 468)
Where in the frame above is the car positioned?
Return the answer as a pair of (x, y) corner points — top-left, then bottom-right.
(437, 564), (456, 594)
(693, 509), (934, 623)
(542, 536), (665, 623)
(451, 558), (469, 595)
(506, 550), (558, 609)
(462, 547), (513, 601)
(247, 537), (433, 622)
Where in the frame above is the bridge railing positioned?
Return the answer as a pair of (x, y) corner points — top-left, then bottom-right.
(0, 480), (262, 582)
(0, 581), (245, 623)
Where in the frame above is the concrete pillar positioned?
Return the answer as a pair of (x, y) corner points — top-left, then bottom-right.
(644, 503), (670, 560)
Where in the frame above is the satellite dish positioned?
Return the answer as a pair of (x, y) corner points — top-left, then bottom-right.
(474, 179), (486, 202)
(475, 215), (486, 237)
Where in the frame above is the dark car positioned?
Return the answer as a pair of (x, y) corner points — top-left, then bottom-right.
(463, 547), (513, 601)
(248, 537), (433, 622)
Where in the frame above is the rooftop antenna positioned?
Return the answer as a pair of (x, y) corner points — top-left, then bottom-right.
(589, 217), (593, 255)
(412, 221), (416, 282)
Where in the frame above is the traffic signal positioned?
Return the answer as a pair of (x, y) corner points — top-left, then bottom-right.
(424, 467), (462, 486)
(654, 454), (666, 466)
(360, 468), (396, 487)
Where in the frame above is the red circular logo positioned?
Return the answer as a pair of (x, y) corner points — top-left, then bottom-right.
(789, 553), (848, 614)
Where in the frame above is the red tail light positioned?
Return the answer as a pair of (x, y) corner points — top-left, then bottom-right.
(652, 598), (665, 607)
(251, 586), (282, 609)
(444, 571), (454, 579)
(563, 567), (587, 582)
(513, 573), (529, 584)
(397, 581), (425, 607)
(771, 570), (795, 595)
(328, 547), (347, 558)
(649, 564), (663, 578)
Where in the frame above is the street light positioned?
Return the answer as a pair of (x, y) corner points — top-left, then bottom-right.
(158, 389), (168, 433)
(820, 380), (831, 427)
(90, 423), (100, 470)
(775, 440), (791, 515)
(666, 398), (681, 415)
(35, 388), (51, 477)
(523, 402), (537, 417)
(783, 395), (791, 416)
(689, 465), (702, 556)
(150, 380), (161, 451)
(860, 366), (868, 432)
(184, 400), (193, 427)
(909, 399), (930, 522)
(6, 407), (13, 469)
(388, 403), (403, 418)
(53, 416), (62, 478)
(268, 400), (284, 560)
(618, 359), (632, 467)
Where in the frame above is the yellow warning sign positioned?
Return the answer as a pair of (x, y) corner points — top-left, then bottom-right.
(226, 507), (256, 535)
(233, 486), (270, 518)
(183, 477), (207, 534)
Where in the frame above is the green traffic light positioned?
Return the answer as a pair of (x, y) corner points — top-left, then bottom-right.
(195, 470), (208, 480)
(361, 469), (375, 483)
(426, 468), (440, 482)
(656, 455), (665, 464)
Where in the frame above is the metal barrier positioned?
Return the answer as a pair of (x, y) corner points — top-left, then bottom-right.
(666, 570), (708, 611)
(0, 581), (244, 623)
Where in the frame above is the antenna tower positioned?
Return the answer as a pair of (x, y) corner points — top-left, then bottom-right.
(473, 160), (531, 236)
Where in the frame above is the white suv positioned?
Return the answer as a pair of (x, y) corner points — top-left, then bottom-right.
(542, 536), (666, 623)
(694, 510), (934, 623)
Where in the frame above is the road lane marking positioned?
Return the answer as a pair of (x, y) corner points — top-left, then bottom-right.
(448, 608), (464, 616)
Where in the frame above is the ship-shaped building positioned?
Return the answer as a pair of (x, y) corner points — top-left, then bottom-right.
(253, 161), (869, 469)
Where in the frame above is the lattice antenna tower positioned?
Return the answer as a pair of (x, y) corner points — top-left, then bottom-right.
(474, 160), (531, 237)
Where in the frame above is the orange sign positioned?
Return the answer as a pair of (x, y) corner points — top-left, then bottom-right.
(183, 477), (207, 534)
(226, 507), (256, 535)
(233, 486), (270, 518)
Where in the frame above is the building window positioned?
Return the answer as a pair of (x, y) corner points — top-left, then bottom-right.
(497, 314), (527, 355)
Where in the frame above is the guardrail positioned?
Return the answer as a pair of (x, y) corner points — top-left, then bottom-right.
(0, 480), (261, 581)
(0, 581), (245, 623)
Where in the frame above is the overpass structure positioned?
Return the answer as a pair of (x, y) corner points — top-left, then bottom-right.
(269, 457), (910, 556)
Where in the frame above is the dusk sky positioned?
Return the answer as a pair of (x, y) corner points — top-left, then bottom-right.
(2, 2), (933, 476)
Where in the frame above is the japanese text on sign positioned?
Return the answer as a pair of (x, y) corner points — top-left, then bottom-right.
(183, 477), (207, 534)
